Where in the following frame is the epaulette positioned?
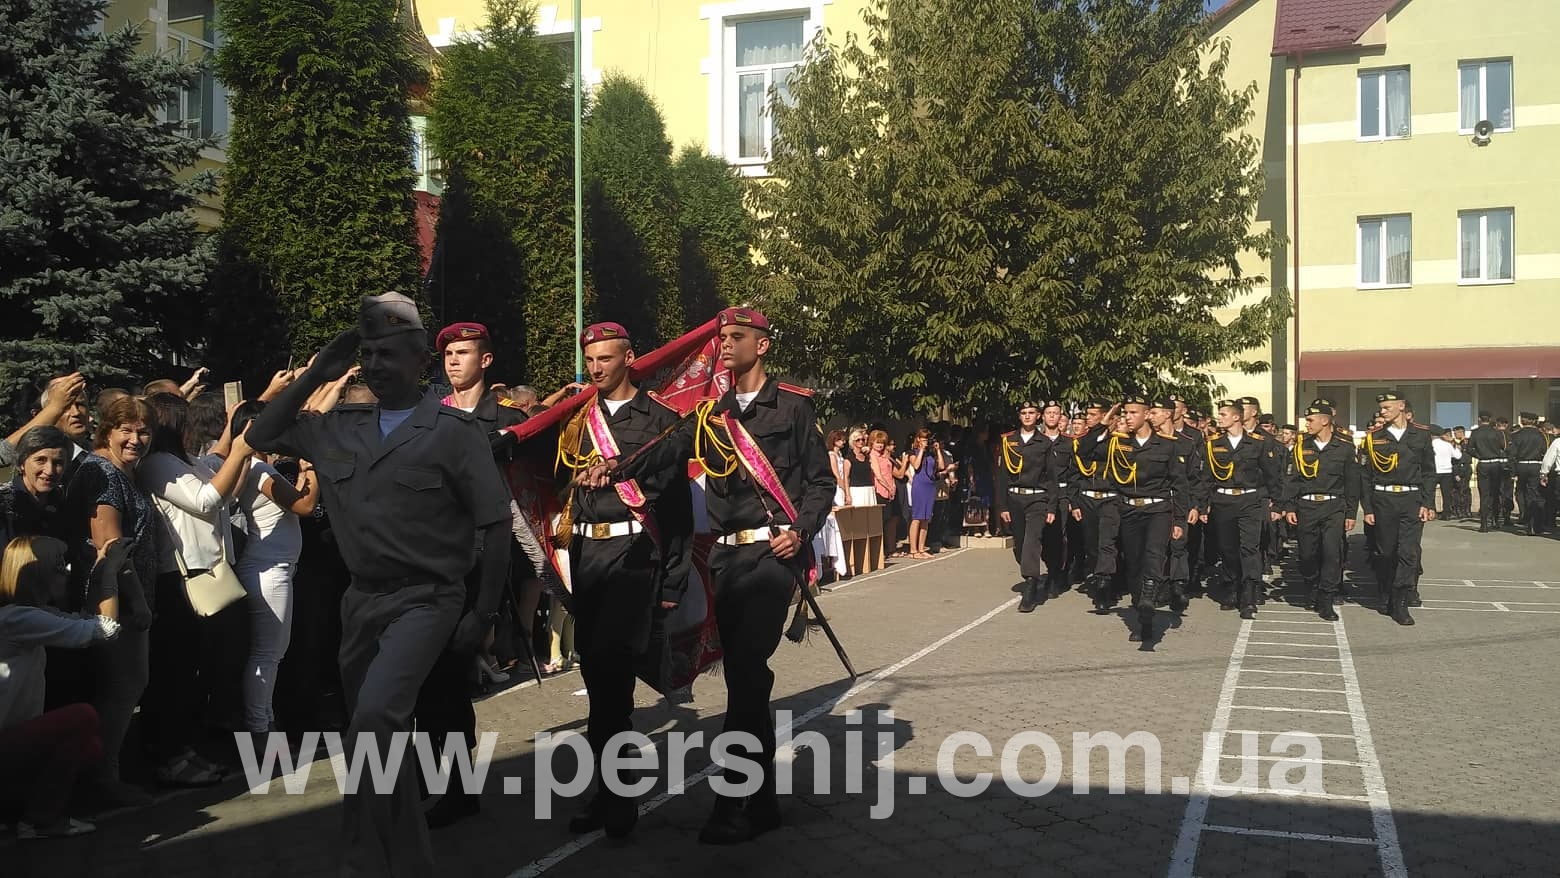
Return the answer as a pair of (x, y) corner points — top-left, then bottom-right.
(1111, 431), (1129, 439)
(647, 390), (679, 413)
(1251, 431), (1266, 440)
(1002, 430), (1016, 438)
(1411, 421), (1428, 430)
(497, 397), (525, 409)
(777, 382), (814, 397)
(1158, 430), (1178, 440)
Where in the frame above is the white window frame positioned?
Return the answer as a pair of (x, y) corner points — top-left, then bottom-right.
(1356, 214), (1413, 290)
(1458, 59), (1514, 134)
(154, 2), (229, 155)
(701, 0), (830, 176)
(1457, 208), (1516, 286)
(426, 7), (601, 87)
(1356, 67), (1410, 141)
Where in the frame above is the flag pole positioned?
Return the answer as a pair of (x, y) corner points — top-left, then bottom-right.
(572, 0), (584, 384)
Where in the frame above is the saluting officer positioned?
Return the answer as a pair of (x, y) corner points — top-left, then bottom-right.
(1069, 398), (1122, 613)
(1282, 401), (1361, 621)
(247, 293), (513, 878)
(1509, 412), (1548, 536)
(1203, 399), (1282, 619)
(560, 322), (692, 838)
(1359, 391), (1437, 626)
(997, 400), (1064, 613)
(1089, 395), (1188, 645)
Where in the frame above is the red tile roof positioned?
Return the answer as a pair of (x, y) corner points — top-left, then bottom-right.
(1270, 0), (1402, 56)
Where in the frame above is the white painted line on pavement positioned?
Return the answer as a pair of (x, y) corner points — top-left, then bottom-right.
(1207, 785), (1370, 803)
(822, 547), (966, 592)
(1235, 669), (1344, 677)
(1418, 606), (1560, 614)
(1233, 685), (1345, 695)
(1242, 654), (1341, 662)
(1492, 601), (1511, 612)
(1224, 730), (1358, 739)
(1249, 619), (1335, 626)
(1333, 618), (1408, 877)
(1244, 641), (1339, 649)
(1167, 619), (1252, 878)
(1229, 705), (1349, 715)
(1246, 630), (1334, 637)
(506, 593), (1021, 878)
(1201, 824), (1375, 846)
(1219, 754), (1363, 767)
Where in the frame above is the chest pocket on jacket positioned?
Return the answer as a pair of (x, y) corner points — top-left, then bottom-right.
(750, 422), (795, 473)
(395, 466), (443, 492)
(314, 460), (355, 485)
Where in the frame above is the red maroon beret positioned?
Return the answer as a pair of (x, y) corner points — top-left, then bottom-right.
(716, 307), (771, 331)
(435, 322), (489, 352)
(580, 321), (630, 348)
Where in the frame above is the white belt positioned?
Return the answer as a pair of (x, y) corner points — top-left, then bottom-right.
(573, 520), (644, 539)
(716, 525), (791, 546)
(1009, 487), (1046, 495)
(1373, 484), (1417, 493)
(1079, 490), (1117, 499)
(1057, 482), (1069, 488)
(1215, 487), (1258, 496)
(1122, 497), (1166, 507)
(1299, 493), (1340, 502)
(1479, 458), (1508, 463)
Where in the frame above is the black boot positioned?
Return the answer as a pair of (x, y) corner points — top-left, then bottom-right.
(1086, 574), (1112, 613)
(1048, 572), (1068, 599)
(699, 794), (753, 845)
(1018, 578), (1041, 613)
(566, 788), (638, 837)
(1391, 598), (1415, 626)
(1167, 580), (1189, 614)
(1238, 580), (1257, 620)
(1314, 593), (1339, 622)
(746, 763), (781, 837)
(1218, 577), (1237, 611)
(425, 790), (481, 828)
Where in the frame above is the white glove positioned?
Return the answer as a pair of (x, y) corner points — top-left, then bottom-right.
(93, 615), (122, 641)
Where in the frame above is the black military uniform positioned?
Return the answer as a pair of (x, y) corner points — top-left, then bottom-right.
(1468, 417), (1511, 532)
(1166, 404), (1207, 610)
(1069, 400), (1121, 612)
(1088, 395), (1188, 644)
(995, 402), (1066, 612)
(1359, 392), (1437, 625)
(1508, 415), (1547, 536)
(1204, 400), (1282, 619)
(1282, 403), (1361, 621)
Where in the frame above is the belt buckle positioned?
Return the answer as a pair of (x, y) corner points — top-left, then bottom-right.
(734, 529), (756, 546)
(591, 522), (612, 539)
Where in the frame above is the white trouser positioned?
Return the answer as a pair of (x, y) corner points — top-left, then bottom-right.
(236, 558), (295, 735)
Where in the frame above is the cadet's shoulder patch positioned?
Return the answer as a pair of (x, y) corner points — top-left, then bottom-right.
(497, 397), (525, 409)
(1251, 431), (1266, 440)
(1410, 421), (1429, 430)
(777, 382), (814, 397)
(647, 391), (679, 413)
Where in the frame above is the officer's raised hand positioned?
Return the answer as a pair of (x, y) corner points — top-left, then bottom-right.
(308, 328), (361, 383)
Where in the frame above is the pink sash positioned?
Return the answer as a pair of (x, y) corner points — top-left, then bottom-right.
(584, 403), (660, 547)
(721, 412), (819, 585)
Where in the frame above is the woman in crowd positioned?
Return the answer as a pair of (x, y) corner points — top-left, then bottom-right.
(0, 535), (122, 839)
(845, 426), (878, 508)
(136, 393), (253, 787)
(825, 429), (849, 507)
(228, 401), (318, 737)
(77, 396), (157, 806)
(907, 428), (937, 559)
(869, 430), (899, 549)
(1, 427), (76, 549)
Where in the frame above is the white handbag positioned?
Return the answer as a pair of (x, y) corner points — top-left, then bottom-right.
(173, 540), (246, 617)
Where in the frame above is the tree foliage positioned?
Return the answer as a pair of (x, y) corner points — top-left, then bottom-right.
(425, 0), (577, 386)
(672, 146), (754, 326)
(211, 0), (425, 375)
(0, 0), (215, 415)
(755, 0), (1283, 419)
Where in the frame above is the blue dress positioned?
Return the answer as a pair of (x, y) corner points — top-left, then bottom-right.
(911, 452), (938, 521)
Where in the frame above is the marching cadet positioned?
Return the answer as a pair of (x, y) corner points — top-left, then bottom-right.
(414, 321), (534, 828)
(1282, 401), (1361, 621)
(1166, 395), (1206, 606)
(1509, 412), (1548, 536)
(996, 401), (1065, 612)
(1359, 391), (1437, 626)
(1069, 398), (1122, 613)
(247, 293), (513, 878)
(558, 322), (692, 838)
(1203, 399), (1282, 619)
(1239, 396), (1263, 434)
(1088, 394), (1188, 645)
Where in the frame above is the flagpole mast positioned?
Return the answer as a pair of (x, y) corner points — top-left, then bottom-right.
(572, 0), (584, 384)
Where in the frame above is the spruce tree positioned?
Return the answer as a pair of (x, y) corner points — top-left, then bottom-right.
(757, 0), (1282, 417)
(425, 0), (576, 387)
(211, 0), (425, 372)
(0, 0), (215, 414)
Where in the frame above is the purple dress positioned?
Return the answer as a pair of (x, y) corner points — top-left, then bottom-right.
(911, 452), (938, 521)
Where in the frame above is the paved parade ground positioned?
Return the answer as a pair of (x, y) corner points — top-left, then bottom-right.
(9, 521), (1560, 877)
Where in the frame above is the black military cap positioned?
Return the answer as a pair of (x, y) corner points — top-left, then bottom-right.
(1214, 398), (1239, 410)
(1305, 403), (1335, 416)
(1121, 392), (1150, 406)
(1478, 409), (1493, 419)
(1310, 397), (1336, 409)
(1520, 411), (1539, 420)
(1376, 391), (1405, 402)
(1257, 413), (1275, 425)
(1018, 400), (1041, 412)
(1187, 409), (1206, 421)
(1040, 399), (1063, 411)
(1237, 396), (1260, 407)
(1149, 395), (1175, 409)
(1085, 397), (1111, 410)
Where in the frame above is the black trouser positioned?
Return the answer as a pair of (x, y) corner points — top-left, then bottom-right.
(1369, 491), (1423, 603)
(1435, 473), (1457, 515)
(1477, 462), (1512, 526)
(1006, 491), (1057, 581)
(1075, 492), (1120, 578)
(1211, 493), (1266, 607)
(1167, 517), (1201, 585)
(1295, 498), (1346, 598)
(708, 542), (796, 790)
(1514, 464), (1544, 534)
(1118, 501), (1170, 604)
(142, 571), (245, 761)
(563, 532), (658, 799)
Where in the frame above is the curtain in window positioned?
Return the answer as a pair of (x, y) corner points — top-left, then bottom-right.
(1487, 61), (1513, 129)
(1459, 66), (1480, 130)
(1360, 221), (1382, 285)
(1385, 216), (1411, 284)
(738, 73), (765, 158)
(1459, 214), (1481, 278)
(1386, 70), (1410, 137)
(1487, 210), (1513, 280)
(1359, 73), (1381, 138)
(736, 17), (803, 67)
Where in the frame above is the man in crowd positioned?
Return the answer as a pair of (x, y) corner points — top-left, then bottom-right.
(1282, 401), (1360, 621)
(996, 400), (1065, 612)
(1430, 425), (1463, 519)
(1510, 412), (1548, 536)
(1069, 398), (1121, 613)
(1154, 398), (1201, 614)
(1202, 399), (1282, 619)
(1359, 391), (1436, 626)
(1468, 412), (1511, 533)
(247, 293), (513, 877)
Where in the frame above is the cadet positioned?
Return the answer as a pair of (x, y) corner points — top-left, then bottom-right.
(1509, 412), (1548, 536)
(1359, 391), (1436, 626)
(1203, 399), (1282, 619)
(247, 293), (512, 878)
(414, 320), (533, 828)
(1282, 402), (1361, 621)
(1165, 395), (1206, 607)
(1069, 398), (1122, 613)
(1467, 412), (1510, 532)
(996, 400), (1065, 612)
(559, 322), (692, 837)
(1088, 395), (1188, 644)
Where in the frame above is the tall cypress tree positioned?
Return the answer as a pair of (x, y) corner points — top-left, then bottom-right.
(0, 0), (215, 414)
(757, 0), (1282, 417)
(425, 0), (576, 387)
(672, 146), (753, 324)
(211, 0), (425, 373)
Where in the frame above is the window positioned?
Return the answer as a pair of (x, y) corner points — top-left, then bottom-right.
(727, 15), (804, 161)
(1359, 68), (1410, 139)
(1459, 59), (1513, 132)
(1357, 215), (1412, 287)
(1459, 209), (1514, 283)
(165, 1), (227, 142)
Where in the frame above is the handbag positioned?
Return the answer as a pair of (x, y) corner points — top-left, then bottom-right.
(173, 538), (246, 617)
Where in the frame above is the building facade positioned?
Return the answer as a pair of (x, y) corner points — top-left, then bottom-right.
(1211, 0), (1560, 430)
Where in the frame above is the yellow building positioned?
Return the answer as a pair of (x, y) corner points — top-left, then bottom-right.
(1211, 0), (1560, 430)
(412, 0), (871, 178)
